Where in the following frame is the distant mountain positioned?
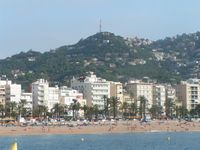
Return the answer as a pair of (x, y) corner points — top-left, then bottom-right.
(1, 31), (200, 89)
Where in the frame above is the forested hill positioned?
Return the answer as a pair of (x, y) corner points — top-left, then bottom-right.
(1, 31), (200, 89)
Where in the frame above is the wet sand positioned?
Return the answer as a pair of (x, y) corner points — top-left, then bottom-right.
(1, 120), (200, 136)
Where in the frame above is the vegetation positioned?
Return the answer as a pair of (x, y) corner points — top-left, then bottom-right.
(165, 98), (175, 118)
(2, 31), (200, 89)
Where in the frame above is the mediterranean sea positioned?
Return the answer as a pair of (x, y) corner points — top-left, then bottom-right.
(0, 132), (199, 150)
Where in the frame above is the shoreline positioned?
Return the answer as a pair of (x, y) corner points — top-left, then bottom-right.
(1, 120), (200, 136)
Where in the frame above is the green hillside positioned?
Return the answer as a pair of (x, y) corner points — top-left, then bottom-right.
(2, 31), (200, 89)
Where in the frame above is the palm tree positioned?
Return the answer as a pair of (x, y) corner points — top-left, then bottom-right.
(130, 102), (137, 117)
(18, 100), (27, 117)
(85, 106), (94, 121)
(139, 96), (147, 120)
(195, 104), (200, 117)
(35, 105), (48, 119)
(103, 95), (109, 118)
(51, 103), (65, 120)
(5, 101), (17, 119)
(165, 98), (175, 119)
(149, 105), (162, 119)
(93, 105), (99, 119)
(82, 105), (88, 119)
(178, 106), (188, 118)
(109, 96), (120, 119)
(70, 99), (80, 120)
(0, 104), (5, 119)
(121, 102), (129, 118)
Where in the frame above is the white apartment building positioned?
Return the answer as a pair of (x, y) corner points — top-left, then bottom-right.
(166, 85), (176, 101)
(126, 80), (153, 109)
(21, 92), (32, 111)
(110, 81), (123, 103)
(59, 86), (85, 106)
(0, 80), (12, 105)
(153, 84), (166, 110)
(32, 79), (59, 111)
(59, 86), (86, 117)
(176, 79), (200, 110)
(6, 84), (21, 103)
(0, 85), (6, 105)
(71, 72), (110, 110)
(48, 86), (59, 111)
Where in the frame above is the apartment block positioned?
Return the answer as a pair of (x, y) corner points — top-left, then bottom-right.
(176, 79), (200, 110)
(153, 84), (166, 110)
(6, 84), (21, 103)
(32, 79), (59, 111)
(0, 80), (12, 105)
(126, 80), (153, 109)
(21, 92), (33, 111)
(110, 81), (123, 103)
(71, 72), (110, 110)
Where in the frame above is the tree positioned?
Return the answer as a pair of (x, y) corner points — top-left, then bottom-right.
(33, 105), (48, 119)
(103, 95), (109, 118)
(130, 102), (137, 116)
(93, 105), (99, 119)
(109, 96), (120, 119)
(5, 101), (17, 118)
(139, 96), (147, 120)
(121, 102), (129, 118)
(195, 104), (200, 117)
(0, 104), (5, 118)
(18, 100), (27, 117)
(70, 99), (80, 120)
(149, 105), (162, 119)
(165, 98), (175, 118)
(178, 106), (188, 118)
(51, 103), (66, 120)
(82, 105), (88, 119)
(85, 106), (94, 121)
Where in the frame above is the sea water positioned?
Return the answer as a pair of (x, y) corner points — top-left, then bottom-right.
(0, 132), (200, 150)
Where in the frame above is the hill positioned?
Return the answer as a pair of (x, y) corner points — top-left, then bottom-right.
(2, 31), (200, 89)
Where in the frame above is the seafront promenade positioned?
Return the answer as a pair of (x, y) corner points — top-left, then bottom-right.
(1, 120), (200, 136)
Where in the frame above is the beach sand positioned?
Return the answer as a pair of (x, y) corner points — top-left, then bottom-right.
(1, 120), (200, 136)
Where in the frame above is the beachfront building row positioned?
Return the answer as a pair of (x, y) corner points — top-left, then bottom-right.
(126, 78), (200, 112)
(126, 80), (175, 113)
(31, 79), (86, 114)
(2, 74), (200, 116)
(0, 79), (33, 111)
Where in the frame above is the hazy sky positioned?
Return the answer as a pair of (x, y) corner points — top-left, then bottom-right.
(1, 0), (200, 59)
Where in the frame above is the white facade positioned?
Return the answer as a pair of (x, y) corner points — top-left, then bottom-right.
(110, 81), (123, 103)
(59, 86), (86, 117)
(32, 79), (49, 109)
(176, 79), (200, 110)
(153, 85), (166, 109)
(59, 86), (84, 106)
(71, 72), (110, 110)
(21, 92), (32, 110)
(166, 85), (176, 101)
(48, 86), (59, 110)
(32, 79), (59, 111)
(126, 80), (153, 109)
(6, 83), (21, 103)
(0, 80), (12, 105)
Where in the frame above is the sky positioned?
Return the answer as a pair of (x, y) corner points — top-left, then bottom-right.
(1, 0), (200, 59)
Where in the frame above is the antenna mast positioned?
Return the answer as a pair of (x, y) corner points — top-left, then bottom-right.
(99, 19), (102, 33)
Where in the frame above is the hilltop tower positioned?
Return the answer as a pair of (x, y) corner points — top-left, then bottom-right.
(99, 19), (102, 33)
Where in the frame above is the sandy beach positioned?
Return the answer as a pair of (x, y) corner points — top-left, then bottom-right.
(1, 120), (200, 136)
